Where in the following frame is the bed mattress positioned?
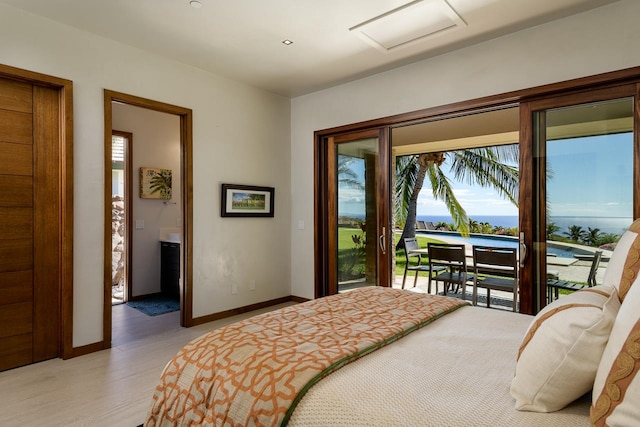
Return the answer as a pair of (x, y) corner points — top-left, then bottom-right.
(288, 304), (590, 426)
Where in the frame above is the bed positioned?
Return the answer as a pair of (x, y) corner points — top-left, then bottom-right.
(145, 220), (640, 426)
(286, 298), (591, 427)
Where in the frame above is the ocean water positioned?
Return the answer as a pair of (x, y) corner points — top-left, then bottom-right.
(549, 216), (632, 235)
(418, 215), (632, 235)
(343, 213), (632, 235)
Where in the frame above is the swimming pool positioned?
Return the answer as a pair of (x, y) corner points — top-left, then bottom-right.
(416, 230), (586, 259)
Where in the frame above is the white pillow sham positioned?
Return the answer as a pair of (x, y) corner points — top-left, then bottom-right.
(602, 218), (640, 301)
(511, 285), (620, 412)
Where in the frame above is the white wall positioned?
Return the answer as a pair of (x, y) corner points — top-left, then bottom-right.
(112, 103), (181, 297)
(290, 0), (640, 299)
(0, 3), (291, 347)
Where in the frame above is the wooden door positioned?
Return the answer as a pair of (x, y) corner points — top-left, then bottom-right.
(519, 84), (637, 314)
(0, 76), (61, 371)
(318, 128), (391, 297)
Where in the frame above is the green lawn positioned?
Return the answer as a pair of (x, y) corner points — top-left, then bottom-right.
(393, 234), (446, 276)
(338, 227), (445, 278)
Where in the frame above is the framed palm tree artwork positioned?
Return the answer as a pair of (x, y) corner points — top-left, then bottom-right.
(140, 167), (172, 200)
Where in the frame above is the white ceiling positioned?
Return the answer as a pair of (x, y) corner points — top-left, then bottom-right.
(0, 0), (619, 97)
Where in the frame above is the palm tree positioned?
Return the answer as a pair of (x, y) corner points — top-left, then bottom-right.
(248, 193), (265, 209)
(584, 227), (601, 246)
(395, 145), (519, 249)
(563, 225), (586, 243)
(478, 222), (492, 234)
(149, 169), (172, 199)
(338, 155), (363, 189)
(435, 221), (449, 230)
(546, 222), (561, 239)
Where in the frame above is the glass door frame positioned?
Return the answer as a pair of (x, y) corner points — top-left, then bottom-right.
(315, 128), (391, 297)
(519, 83), (640, 313)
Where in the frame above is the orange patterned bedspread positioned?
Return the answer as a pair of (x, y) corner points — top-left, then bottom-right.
(145, 287), (468, 426)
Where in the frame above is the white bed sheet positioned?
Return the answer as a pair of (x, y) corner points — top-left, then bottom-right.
(288, 305), (590, 426)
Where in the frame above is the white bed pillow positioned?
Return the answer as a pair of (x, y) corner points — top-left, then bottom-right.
(602, 218), (640, 302)
(591, 274), (640, 426)
(510, 285), (620, 412)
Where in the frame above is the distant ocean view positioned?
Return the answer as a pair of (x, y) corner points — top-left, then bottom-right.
(340, 212), (633, 235)
(417, 215), (632, 235)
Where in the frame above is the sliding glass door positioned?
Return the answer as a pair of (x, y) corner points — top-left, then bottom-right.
(315, 69), (640, 309)
(320, 129), (391, 296)
(521, 85), (637, 312)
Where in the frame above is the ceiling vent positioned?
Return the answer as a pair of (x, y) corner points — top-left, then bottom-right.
(350, 0), (467, 53)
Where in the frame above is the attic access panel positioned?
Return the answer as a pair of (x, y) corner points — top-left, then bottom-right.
(350, 0), (467, 52)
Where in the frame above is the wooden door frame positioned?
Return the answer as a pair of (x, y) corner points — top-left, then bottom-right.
(315, 65), (640, 313)
(316, 128), (391, 297)
(0, 63), (74, 359)
(103, 90), (194, 350)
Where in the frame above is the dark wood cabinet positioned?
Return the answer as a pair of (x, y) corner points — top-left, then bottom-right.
(160, 242), (180, 299)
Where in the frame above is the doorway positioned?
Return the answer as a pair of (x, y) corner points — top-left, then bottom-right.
(103, 90), (194, 349)
(391, 107), (520, 307)
(315, 108), (519, 300)
(111, 130), (132, 305)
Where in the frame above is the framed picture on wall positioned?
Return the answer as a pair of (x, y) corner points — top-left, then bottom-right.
(140, 167), (173, 200)
(221, 184), (274, 217)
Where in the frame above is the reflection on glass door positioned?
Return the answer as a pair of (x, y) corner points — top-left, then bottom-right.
(327, 130), (389, 294)
(336, 138), (379, 291)
(533, 96), (634, 309)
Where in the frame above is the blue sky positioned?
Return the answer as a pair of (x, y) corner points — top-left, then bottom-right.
(419, 134), (633, 217)
(420, 133), (632, 217)
(416, 155), (518, 217)
(544, 133), (632, 218)
(338, 132), (633, 218)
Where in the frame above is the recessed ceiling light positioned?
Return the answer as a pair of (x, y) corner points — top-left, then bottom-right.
(190, 0), (202, 8)
(282, 39), (293, 45)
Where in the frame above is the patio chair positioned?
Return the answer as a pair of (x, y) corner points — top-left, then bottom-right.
(427, 243), (474, 297)
(472, 246), (518, 312)
(401, 238), (446, 290)
(546, 250), (602, 303)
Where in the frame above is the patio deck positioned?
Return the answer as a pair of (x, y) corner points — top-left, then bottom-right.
(392, 254), (608, 310)
(391, 275), (517, 310)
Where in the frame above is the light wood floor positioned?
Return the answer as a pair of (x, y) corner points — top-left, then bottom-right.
(0, 302), (295, 427)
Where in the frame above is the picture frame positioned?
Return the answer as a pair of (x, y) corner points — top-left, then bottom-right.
(221, 184), (275, 217)
(140, 167), (172, 200)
